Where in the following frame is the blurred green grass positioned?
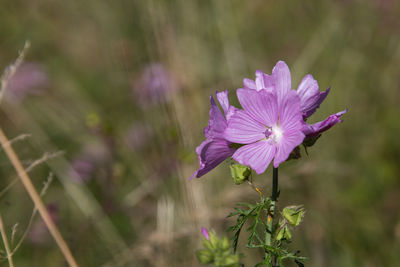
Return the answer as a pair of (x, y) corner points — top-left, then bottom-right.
(0, 0), (400, 266)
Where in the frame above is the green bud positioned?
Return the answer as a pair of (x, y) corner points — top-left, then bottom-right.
(221, 254), (240, 267)
(209, 231), (219, 248)
(220, 237), (230, 251)
(276, 225), (292, 241)
(202, 238), (213, 251)
(196, 249), (213, 264)
(230, 164), (251, 185)
(282, 205), (305, 226)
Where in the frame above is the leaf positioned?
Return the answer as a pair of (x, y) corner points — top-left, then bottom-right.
(276, 225), (291, 241)
(282, 206), (305, 226)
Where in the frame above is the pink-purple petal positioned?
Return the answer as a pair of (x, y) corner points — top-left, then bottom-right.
(297, 74), (330, 118)
(201, 227), (210, 240)
(190, 139), (234, 179)
(204, 96), (227, 139)
(301, 87), (330, 119)
(232, 140), (275, 174)
(243, 78), (256, 89)
(255, 70), (274, 91)
(224, 110), (266, 144)
(272, 61), (291, 103)
(278, 90), (303, 132)
(236, 88), (278, 127)
(273, 130), (305, 167)
(302, 109), (347, 138)
(216, 90), (230, 115)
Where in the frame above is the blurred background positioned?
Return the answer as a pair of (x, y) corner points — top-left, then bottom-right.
(0, 0), (399, 266)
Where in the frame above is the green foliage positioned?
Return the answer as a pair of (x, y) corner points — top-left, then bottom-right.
(276, 225), (292, 241)
(230, 164), (251, 185)
(227, 198), (271, 252)
(282, 206), (305, 227)
(196, 230), (239, 267)
(228, 199), (308, 266)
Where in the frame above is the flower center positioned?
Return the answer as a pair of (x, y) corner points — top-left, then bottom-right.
(265, 125), (283, 143)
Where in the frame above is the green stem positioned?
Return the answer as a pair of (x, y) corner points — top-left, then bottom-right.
(265, 167), (279, 266)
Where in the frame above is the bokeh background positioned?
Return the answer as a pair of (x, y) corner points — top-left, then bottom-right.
(0, 0), (399, 266)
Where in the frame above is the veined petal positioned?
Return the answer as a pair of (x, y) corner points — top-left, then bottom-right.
(273, 130), (305, 167)
(278, 90), (303, 132)
(216, 90), (230, 115)
(243, 78), (256, 90)
(190, 139), (234, 179)
(272, 61), (291, 103)
(302, 109), (347, 138)
(204, 96), (227, 139)
(297, 74), (319, 99)
(236, 88), (278, 126)
(255, 70), (274, 91)
(297, 74), (330, 118)
(224, 110), (266, 144)
(233, 140), (275, 174)
(225, 105), (238, 122)
(302, 87), (330, 119)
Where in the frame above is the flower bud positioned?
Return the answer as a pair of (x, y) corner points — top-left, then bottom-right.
(276, 225), (292, 241)
(230, 163), (251, 185)
(196, 249), (213, 264)
(282, 205), (305, 226)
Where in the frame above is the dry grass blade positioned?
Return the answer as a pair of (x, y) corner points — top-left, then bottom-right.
(0, 41), (30, 103)
(0, 151), (64, 198)
(0, 215), (14, 267)
(0, 128), (79, 267)
(11, 173), (54, 255)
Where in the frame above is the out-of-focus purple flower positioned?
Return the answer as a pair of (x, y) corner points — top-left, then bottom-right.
(5, 62), (48, 103)
(190, 91), (236, 180)
(201, 227), (210, 240)
(70, 157), (94, 183)
(132, 63), (177, 107)
(29, 203), (58, 245)
(302, 109), (347, 139)
(123, 123), (152, 150)
(243, 61), (330, 119)
(69, 142), (111, 183)
(224, 89), (305, 174)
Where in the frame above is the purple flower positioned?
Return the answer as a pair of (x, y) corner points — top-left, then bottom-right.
(302, 109), (347, 138)
(242, 61), (346, 142)
(243, 61), (330, 119)
(201, 227), (210, 240)
(69, 142), (112, 183)
(123, 123), (152, 150)
(5, 62), (48, 103)
(190, 91), (236, 180)
(132, 63), (177, 107)
(224, 89), (305, 174)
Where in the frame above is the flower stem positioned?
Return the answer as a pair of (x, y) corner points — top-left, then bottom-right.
(266, 167), (279, 266)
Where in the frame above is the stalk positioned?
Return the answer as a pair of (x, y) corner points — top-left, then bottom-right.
(265, 167), (279, 266)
